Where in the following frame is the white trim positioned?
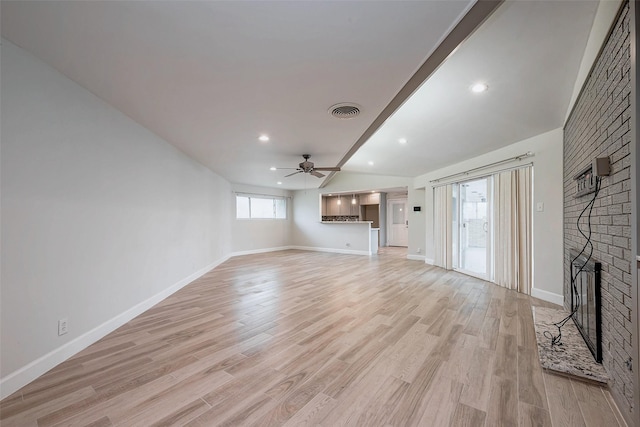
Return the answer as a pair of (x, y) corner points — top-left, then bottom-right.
(407, 254), (426, 261)
(289, 246), (371, 256)
(424, 258), (435, 265)
(531, 288), (564, 306)
(0, 255), (230, 400)
(233, 246), (372, 257)
(230, 246), (293, 257)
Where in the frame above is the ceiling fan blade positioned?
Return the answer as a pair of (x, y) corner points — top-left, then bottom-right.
(313, 167), (341, 172)
(284, 170), (303, 177)
(275, 167), (297, 170)
(310, 171), (325, 178)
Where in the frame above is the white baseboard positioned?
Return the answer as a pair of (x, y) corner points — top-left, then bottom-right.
(231, 246), (293, 257)
(289, 246), (370, 256)
(406, 254), (426, 261)
(531, 288), (564, 306)
(424, 258), (435, 265)
(0, 254), (230, 400)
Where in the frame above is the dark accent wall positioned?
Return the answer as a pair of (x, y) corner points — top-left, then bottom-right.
(564, 1), (633, 416)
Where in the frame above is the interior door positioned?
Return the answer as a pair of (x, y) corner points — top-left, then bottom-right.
(456, 178), (491, 280)
(388, 199), (408, 247)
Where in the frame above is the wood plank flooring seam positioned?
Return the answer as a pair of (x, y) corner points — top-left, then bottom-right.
(0, 249), (621, 426)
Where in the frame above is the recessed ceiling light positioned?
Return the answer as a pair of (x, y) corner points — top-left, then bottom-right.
(368, 161), (374, 166)
(270, 167), (276, 171)
(398, 138), (407, 144)
(277, 181), (282, 185)
(259, 135), (270, 142)
(471, 83), (488, 93)
(371, 191), (375, 193)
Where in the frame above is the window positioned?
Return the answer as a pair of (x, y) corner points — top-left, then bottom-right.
(235, 195), (287, 219)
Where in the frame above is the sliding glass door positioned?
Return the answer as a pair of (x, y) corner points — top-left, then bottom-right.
(454, 177), (492, 280)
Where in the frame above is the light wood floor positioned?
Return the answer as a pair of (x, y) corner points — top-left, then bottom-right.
(1, 248), (625, 426)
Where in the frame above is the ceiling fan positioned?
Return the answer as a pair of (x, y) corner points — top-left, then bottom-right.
(278, 154), (340, 178)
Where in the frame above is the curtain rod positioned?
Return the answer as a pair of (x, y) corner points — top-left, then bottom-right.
(431, 162), (533, 188)
(429, 151), (534, 184)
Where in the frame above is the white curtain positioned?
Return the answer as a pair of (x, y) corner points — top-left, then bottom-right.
(433, 184), (453, 270)
(493, 167), (532, 294)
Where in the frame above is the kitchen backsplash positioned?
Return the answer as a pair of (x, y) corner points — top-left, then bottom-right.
(322, 215), (360, 222)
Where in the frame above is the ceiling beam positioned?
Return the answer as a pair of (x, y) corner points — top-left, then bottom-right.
(320, 0), (504, 188)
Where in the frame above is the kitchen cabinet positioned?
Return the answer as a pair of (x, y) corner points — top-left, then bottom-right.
(328, 197), (340, 215)
(342, 195), (359, 215)
(323, 195), (360, 216)
(322, 197), (332, 215)
(360, 193), (380, 205)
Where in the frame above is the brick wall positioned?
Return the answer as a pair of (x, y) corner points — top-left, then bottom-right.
(564, 2), (633, 415)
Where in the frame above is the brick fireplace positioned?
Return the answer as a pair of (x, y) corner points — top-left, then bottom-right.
(563, 0), (634, 419)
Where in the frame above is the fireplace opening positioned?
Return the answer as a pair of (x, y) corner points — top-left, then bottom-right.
(570, 249), (602, 363)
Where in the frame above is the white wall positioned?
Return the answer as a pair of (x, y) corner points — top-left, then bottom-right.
(1, 40), (233, 397)
(291, 189), (371, 255)
(231, 184), (293, 254)
(322, 171), (412, 193)
(414, 128), (564, 304)
(407, 188), (426, 260)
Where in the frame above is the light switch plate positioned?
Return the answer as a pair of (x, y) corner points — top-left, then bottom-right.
(536, 202), (544, 212)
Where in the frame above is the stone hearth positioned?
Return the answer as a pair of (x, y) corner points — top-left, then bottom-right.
(532, 306), (608, 384)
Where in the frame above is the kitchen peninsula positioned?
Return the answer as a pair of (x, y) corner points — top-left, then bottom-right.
(321, 192), (381, 222)
(319, 192), (383, 254)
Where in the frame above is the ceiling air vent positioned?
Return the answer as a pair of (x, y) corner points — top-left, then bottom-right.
(329, 103), (361, 119)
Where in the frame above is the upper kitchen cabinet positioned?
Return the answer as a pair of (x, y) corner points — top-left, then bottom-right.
(322, 195), (360, 216)
(359, 193), (380, 205)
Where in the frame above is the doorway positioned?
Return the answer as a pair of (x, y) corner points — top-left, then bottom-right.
(453, 178), (492, 280)
(362, 204), (380, 227)
(387, 199), (408, 247)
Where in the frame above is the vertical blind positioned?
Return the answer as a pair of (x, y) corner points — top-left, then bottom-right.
(433, 165), (532, 294)
(493, 166), (532, 294)
(433, 184), (453, 270)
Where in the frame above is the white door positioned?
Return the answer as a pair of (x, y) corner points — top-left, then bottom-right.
(388, 199), (408, 247)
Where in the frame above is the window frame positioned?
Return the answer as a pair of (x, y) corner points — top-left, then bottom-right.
(235, 194), (287, 220)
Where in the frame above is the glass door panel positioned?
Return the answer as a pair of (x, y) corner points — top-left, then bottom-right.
(457, 178), (491, 279)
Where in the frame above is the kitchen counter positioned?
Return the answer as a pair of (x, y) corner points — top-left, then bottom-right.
(321, 221), (373, 224)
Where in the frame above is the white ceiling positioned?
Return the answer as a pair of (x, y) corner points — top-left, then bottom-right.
(1, 1), (600, 190)
(343, 0), (599, 177)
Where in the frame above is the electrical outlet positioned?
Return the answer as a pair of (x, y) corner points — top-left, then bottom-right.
(346, 242), (351, 247)
(417, 248), (421, 254)
(58, 318), (68, 336)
